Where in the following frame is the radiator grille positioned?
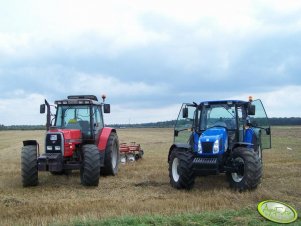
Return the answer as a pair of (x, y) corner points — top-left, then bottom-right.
(45, 133), (63, 154)
(202, 142), (213, 153)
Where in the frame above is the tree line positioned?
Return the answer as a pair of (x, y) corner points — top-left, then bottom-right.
(0, 124), (45, 130)
(111, 117), (301, 128)
(0, 117), (300, 130)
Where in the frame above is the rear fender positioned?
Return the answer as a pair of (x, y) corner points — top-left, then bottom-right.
(232, 142), (254, 151)
(167, 143), (191, 163)
(97, 127), (116, 152)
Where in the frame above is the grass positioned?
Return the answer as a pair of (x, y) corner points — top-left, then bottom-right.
(68, 207), (301, 226)
(0, 127), (300, 225)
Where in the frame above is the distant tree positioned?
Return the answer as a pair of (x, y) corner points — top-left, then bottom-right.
(109, 118), (301, 128)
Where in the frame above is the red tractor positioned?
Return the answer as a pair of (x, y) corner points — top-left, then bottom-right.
(21, 95), (120, 186)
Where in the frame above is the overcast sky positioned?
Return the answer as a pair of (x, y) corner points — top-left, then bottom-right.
(0, 0), (301, 125)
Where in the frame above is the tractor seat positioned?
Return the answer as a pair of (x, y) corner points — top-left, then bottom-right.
(213, 121), (227, 127)
(244, 128), (258, 149)
(66, 119), (81, 129)
(78, 120), (91, 138)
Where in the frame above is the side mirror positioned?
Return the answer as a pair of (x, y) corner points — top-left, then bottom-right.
(40, 104), (46, 114)
(182, 107), (188, 118)
(266, 127), (271, 135)
(103, 104), (110, 113)
(248, 104), (255, 115)
(174, 130), (179, 137)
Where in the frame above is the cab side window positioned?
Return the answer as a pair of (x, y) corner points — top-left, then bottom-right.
(94, 106), (104, 130)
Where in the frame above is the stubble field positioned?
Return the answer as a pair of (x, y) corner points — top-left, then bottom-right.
(0, 127), (300, 225)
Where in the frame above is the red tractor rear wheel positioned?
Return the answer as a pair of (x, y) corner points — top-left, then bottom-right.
(102, 132), (120, 176)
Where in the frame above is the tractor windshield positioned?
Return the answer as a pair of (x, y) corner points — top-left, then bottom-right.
(200, 104), (237, 130)
(55, 105), (92, 138)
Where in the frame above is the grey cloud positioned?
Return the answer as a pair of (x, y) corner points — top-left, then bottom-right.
(1, 6), (301, 124)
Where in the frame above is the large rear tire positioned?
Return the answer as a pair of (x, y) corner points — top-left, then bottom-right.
(102, 133), (120, 176)
(21, 145), (38, 187)
(80, 144), (100, 186)
(256, 145), (263, 163)
(168, 148), (195, 190)
(227, 147), (262, 191)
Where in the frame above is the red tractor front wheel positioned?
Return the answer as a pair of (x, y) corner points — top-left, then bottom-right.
(21, 145), (38, 187)
(80, 144), (100, 186)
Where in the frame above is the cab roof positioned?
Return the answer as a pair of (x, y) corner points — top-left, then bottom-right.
(199, 100), (249, 106)
(55, 95), (102, 105)
(67, 95), (98, 101)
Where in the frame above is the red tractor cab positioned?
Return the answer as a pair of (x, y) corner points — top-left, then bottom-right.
(21, 95), (120, 187)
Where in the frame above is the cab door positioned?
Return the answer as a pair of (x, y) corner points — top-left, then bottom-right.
(251, 99), (271, 149)
(174, 103), (196, 144)
(93, 105), (104, 141)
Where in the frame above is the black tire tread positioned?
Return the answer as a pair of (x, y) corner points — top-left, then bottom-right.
(21, 145), (38, 187)
(228, 147), (262, 191)
(81, 144), (100, 186)
(102, 133), (119, 176)
(169, 148), (195, 190)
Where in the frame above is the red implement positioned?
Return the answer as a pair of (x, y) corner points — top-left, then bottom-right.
(119, 142), (144, 163)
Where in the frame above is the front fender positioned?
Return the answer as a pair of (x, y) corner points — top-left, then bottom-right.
(23, 140), (38, 146)
(167, 143), (191, 163)
(22, 140), (39, 156)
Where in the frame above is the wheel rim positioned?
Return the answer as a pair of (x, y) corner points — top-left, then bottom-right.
(172, 157), (180, 182)
(111, 142), (118, 169)
(231, 157), (245, 182)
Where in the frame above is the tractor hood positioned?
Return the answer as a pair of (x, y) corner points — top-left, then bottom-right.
(201, 127), (226, 140)
(197, 127), (228, 155)
(46, 128), (82, 157)
(49, 128), (82, 142)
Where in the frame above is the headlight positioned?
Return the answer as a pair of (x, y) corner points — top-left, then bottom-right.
(55, 146), (61, 151)
(198, 139), (202, 153)
(213, 140), (219, 153)
(46, 146), (52, 151)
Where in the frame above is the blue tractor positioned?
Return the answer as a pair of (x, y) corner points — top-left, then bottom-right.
(168, 97), (271, 191)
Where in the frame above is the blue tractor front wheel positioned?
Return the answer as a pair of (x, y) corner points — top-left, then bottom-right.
(227, 147), (262, 191)
(168, 148), (195, 190)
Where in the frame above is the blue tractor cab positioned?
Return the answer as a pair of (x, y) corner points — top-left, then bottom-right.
(168, 98), (271, 191)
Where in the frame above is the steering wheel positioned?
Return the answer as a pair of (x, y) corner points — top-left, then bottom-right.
(212, 118), (227, 127)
